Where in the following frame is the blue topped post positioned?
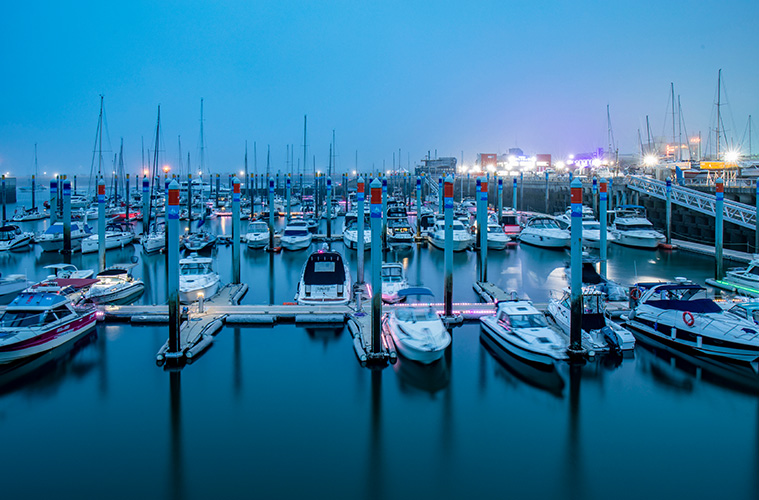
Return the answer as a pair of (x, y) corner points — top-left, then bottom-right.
(545, 170), (550, 213)
(569, 178), (584, 356)
(666, 177), (672, 246)
(370, 178), (383, 354)
(592, 175), (598, 218)
(415, 176), (422, 239)
(142, 175), (150, 236)
(715, 176), (724, 279)
(438, 176), (444, 214)
(512, 176), (517, 211)
(326, 176), (333, 239)
(268, 176), (275, 250)
(600, 178), (608, 279)
(357, 176), (366, 285)
(167, 180), (180, 354)
(62, 177), (72, 259)
(497, 176), (503, 222)
(98, 177), (106, 272)
(480, 176), (489, 282)
(475, 178), (482, 252)
(50, 178), (58, 223)
(232, 177), (241, 284)
(286, 174), (291, 221)
(444, 174), (454, 318)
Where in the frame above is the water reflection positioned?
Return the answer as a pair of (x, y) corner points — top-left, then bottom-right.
(305, 326), (344, 348)
(393, 355), (451, 395)
(168, 371), (184, 500)
(367, 369), (384, 500)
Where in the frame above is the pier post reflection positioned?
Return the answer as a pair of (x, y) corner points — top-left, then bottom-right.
(233, 326), (242, 398)
(565, 361), (584, 500)
(268, 253), (275, 306)
(168, 371), (184, 500)
(367, 369), (384, 500)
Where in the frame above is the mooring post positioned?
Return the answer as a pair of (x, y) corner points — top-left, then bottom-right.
(592, 176), (598, 219)
(381, 177), (387, 251)
(600, 178), (608, 280)
(666, 177), (672, 245)
(286, 174), (292, 221)
(475, 178), (482, 252)
(167, 179), (180, 354)
(98, 177), (106, 272)
(50, 178), (58, 223)
(357, 176), (366, 284)
(215, 174), (221, 208)
(608, 178), (614, 211)
(1, 175), (5, 224)
(519, 172), (524, 211)
(73, 174), (77, 194)
(480, 175), (489, 282)
(416, 176), (422, 239)
(497, 177), (503, 223)
(370, 178), (382, 354)
(716, 176), (724, 280)
(326, 176), (332, 239)
(165, 176), (171, 225)
(438, 176), (444, 214)
(187, 174), (193, 231)
(466, 172), (470, 201)
(544, 170), (550, 214)
(444, 174), (454, 318)
(142, 175), (150, 236)
(268, 176), (275, 250)
(62, 177), (72, 259)
(232, 177), (241, 284)
(512, 177), (517, 211)
(125, 174), (130, 221)
(569, 178), (583, 355)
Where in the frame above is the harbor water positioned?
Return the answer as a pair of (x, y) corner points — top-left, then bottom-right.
(1, 189), (757, 500)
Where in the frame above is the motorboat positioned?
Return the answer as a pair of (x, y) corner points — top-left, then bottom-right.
(381, 262), (408, 303)
(182, 230), (217, 252)
(0, 274), (30, 305)
(387, 218), (414, 250)
(723, 256), (759, 292)
(35, 222), (93, 252)
(245, 220), (270, 249)
(547, 288), (635, 352)
(295, 248), (351, 305)
(625, 279), (759, 363)
(480, 299), (569, 365)
(383, 287), (451, 364)
(84, 266), (145, 305)
(0, 224), (33, 251)
(11, 206), (48, 222)
(417, 208), (437, 236)
(70, 194), (90, 209)
(179, 253), (221, 304)
(0, 290), (98, 364)
(428, 219), (473, 252)
(556, 207), (615, 248)
(486, 223), (511, 250)
(342, 212), (371, 251)
(140, 222), (166, 254)
(499, 209), (521, 238)
(281, 221), (313, 251)
(43, 263), (94, 279)
(611, 205), (664, 249)
(81, 222), (134, 253)
(518, 216), (570, 249)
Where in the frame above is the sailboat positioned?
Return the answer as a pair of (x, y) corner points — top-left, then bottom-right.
(12, 144), (48, 222)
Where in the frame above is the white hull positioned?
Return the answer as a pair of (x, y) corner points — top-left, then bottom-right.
(0, 236), (33, 251)
(384, 319), (449, 364)
(38, 235), (86, 252)
(87, 282), (145, 305)
(245, 235), (268, 249)
(480, 317), (568, 365)
(428, 234), (471, 252)
(141, 234), (166, 254)
(613, 233), (662, 249)
(0, 310), (97, 364)
(281, 235), (312, 251)
(487, 236), (510, 250)
(81, 233), (134, 253)
(519, 232), (569, 248)
(179, 279), (220, 304)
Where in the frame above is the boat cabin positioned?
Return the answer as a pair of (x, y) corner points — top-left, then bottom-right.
(0, 293), (74, 328)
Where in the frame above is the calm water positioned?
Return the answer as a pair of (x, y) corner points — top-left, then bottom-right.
(1, 189), (756, 500)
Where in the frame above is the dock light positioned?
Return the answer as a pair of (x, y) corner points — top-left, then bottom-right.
(643, 155), (658, 167)
(163, 165), (170, 174)
(725, 150), (740, 163)
(143, 169), (149, 176)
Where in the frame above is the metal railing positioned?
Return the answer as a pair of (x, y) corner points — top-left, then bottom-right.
(627, 175), (756, 230)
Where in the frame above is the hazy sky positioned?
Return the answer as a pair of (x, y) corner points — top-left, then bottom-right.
(1, 0), (757, 177)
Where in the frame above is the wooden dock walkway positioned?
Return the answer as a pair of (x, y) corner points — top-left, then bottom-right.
(672, 239), (753, 264)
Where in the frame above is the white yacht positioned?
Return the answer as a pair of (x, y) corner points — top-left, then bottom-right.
(295, 249), (351, 305)
(519, 216), (570, 249)
(480, 299), (569, 365)
(625, 279), (759, 363)
(486, 223), (511, 250)
(723, 256), (759, 292)
(383, 287), (451, 364)
(428, 219), (473, 252)
(12, 206), (48, 222)
(245, 220), (270, 249)
(387, 218), (414, 250)
(43, 263), (94, 279)
(140, 222), (166, 254)
(81, 223), (134, 253)
(547, 288), (635, 352)
(611, 205), (664, 249)
(0, 224), (33, 251)
(179, 254), (221, 304)
(182, 230), (217, 252)
(85, 266), (145, 305)
(36, 222), (93, 252)
(281, 221), (313, 251)
(381, 262), (408, 303)
(342, 212), (371, 251)
(556, 207), (615, 248)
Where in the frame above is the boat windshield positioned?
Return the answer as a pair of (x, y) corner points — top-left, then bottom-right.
(618, 223), (653, 231)
(488, 225), (503, 233)
(395, 307), (438, 322)
(284, 229), (309, 237)
(249, 222), (268, 233)
(583, 222), (601, 230)
(508, 313), (548, 328)
(452, 222), (467, 231)
(0, 310), (49, 328)
(381, 266), (404, 282)
(180, 263), (212, 275)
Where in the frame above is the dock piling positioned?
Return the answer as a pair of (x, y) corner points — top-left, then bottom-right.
(357, 176), (366, 284)
(50, 178), (58, 223)
(544, 171), (550, 214)
(286, 174), (291, 221)
(666, 177), (672, 245)
(600, 178), (608, 279)
(480, 175), (488, 282)
(444, 175), (454, 318)
(438, 176), (443, 214)
(232, 177), (241, 284)
(370, 178), (382, 354)
(416, 176), (422, 239)
(512, 177), (517, 212)
(142, 175), (150, 236)
(1, 175), (5, 223)
(497, 177), (503, 223)
(187, 174), (193, 230)
(327, 176), (332, 240)
(381, 177), (387, 251)
(268, 176), (275, 250)
(569, 178), (584, 356)
(716, 176), (724, 279)
(98, 177), (106, 272)
(167, 180), (180, 354)
(475, 178), (482, 252)
(62, 177), (72, 260)
(592, 176), (598, 218)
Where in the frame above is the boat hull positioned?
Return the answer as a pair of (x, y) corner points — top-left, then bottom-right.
(384, 319), (448, 364)
(281, 236), (312, 251)
(480, 317), (568, 365)
(0, 310), (98, 364)
(179, 279), (220, 304)
(87, 283), (145, 305)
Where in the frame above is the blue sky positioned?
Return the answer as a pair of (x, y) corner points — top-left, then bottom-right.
(1, 0), (757, 177)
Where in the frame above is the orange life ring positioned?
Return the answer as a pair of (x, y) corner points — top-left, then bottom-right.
(683, 311), (695, 327)
(630, 287), (642, 300)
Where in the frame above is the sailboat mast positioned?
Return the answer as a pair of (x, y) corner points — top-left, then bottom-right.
(677, 96), (683, 162)
(98, 95), (104, 178)
(146, 105), (161, 233)
(200, 98), (206, 176)
(33, 143), (37, 209)
(646, 116), (652, 155)
(750, 115), (753, 158)
(671, 83), (676, 160)
(302, 115), (307, 187)
(716, 69), (722, 159)
(244, 141), (249, 197)
(177, 136), (183, 179)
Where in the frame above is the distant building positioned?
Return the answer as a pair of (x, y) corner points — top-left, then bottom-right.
(415, 157), (457, 177)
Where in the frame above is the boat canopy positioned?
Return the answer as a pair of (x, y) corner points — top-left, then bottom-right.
(303, 252), (346, 285)
(8, 292), (69, 310)
(398, 287), (434, 298)
(645, 298), (722, 313)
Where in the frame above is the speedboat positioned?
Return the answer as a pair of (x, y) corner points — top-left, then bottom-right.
(140, 222), (166, 254)
(0, 224), (33, 251)
(480, 299), (569, 365)
(611, 205), (664, 249)
(0, 290), (98, 364)
(81, 222), (134, 253)
(723, 256), (759, 292)
(383, 287), (451, 364)
(43, 263), (94, 279)
(281, 221), (313, 251)
(179, 253), (221, 304)
(245, 220), (270, 249)
(85, 266), (145, 305)
(182, 230), (217, 252)
(547, 288), (635, 352)
(35, 222), (93, 252)
(342, 213), (371, 251)
(11, 206), (48, 222)
(518, 216), (570, 249)
(625, 279), (759, 363)
(381, 262), (408, 303)
(428, 219), (473, 252)
(387, 218), (414, 250)
(499, 209), (522, 238)
(486, 223), (511, 250)
(295, 248), (351, 305)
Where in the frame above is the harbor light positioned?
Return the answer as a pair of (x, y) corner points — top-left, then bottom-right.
(163, 165), (170, 174)
(143, 169), (149, 176)
(643, 155), (658, 167)
(725, 150), (740, 163)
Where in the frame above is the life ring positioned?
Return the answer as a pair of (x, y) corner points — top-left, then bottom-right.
(683, 311), (695, 327)
(629, 287), (641, 300)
